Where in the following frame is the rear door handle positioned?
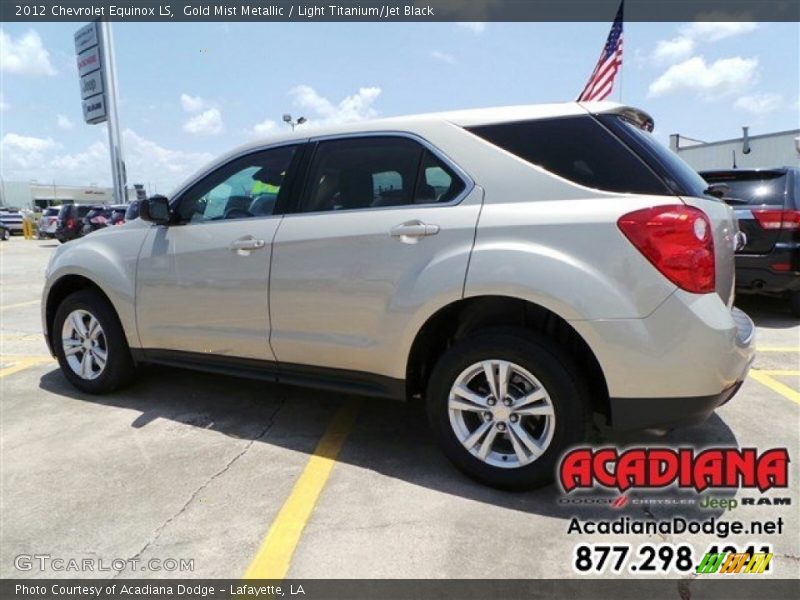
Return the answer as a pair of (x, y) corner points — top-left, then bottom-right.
(390, 220), (439, 242)
(230, 236), (266, 255)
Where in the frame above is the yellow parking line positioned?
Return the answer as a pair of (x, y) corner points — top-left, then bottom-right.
(754, 370), (800, 376)
(750, 370), (800, 405)
(0, 356), (55, 378)
(243, 398), (361, 580)
(0, 299), (40, 311)
(758, 347), (800, 352)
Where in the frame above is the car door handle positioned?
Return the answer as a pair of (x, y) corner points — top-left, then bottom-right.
(230, 237), (266, 254)
(390, 220), (440, 241)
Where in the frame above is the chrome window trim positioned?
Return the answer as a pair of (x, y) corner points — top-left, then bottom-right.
(284, 130), (475, 217)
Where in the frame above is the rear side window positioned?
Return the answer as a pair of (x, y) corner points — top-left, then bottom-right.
(700, 171), (789, 207)
(467, 116), (671, 195)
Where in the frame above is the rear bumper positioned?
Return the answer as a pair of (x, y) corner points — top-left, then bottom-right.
(735, 250), (800, 294)
(609, 381), (743, 431)
(571, 293), (756, 429)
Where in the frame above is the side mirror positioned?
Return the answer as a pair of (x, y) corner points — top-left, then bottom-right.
(139, 195), (171, 225)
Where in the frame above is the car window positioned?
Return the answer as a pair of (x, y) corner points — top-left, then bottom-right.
(176, 145), (297, 224)
(700, 171), (789, 207)
(599, 114), (708, 198)
(298, 137), (464, 213)
(416, 150), (466, 203)
(467, 116), (671, 195)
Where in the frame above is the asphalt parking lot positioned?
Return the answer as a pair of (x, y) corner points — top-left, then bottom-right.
(1, 237), (798, 581)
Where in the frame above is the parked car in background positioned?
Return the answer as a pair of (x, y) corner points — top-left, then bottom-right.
(42, 102), (755, 489)
(0, 222), (10, 241)
(124, 200), (141, 222)
(37, 207), (61, 239)
(109, 205), (128, 226)
(80, 205), (112, 237)
(700, 167), (800, 317)
(0, 208), (24, 235)
(81, 204), (129, 236)
(55, 204), (92, 243)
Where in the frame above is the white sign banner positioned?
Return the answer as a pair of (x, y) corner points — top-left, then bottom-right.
(74, 22), (98, 55)
(80, 70), (104, 100)
(77, 45), (101, 77)
(82, 95), (107, 124)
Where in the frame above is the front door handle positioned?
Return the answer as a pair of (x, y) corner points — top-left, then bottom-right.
(390, 220), (440, 243)
(230, 236), (266, 255)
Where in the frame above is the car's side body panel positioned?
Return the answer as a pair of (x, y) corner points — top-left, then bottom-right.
(269, 183), (483, 380)
(42, 222), (150, 352)
(134, 217), (282, 361)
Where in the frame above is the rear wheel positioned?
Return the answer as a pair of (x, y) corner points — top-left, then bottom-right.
(426, 329), (590, 490)
(53, 290), (136, 394)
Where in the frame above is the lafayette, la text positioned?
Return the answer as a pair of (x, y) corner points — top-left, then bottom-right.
(16, 584), (305, 597)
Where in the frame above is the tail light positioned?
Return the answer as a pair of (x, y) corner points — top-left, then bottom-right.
(752, 209), (800, 230)
(618, 205), (715, 294)
(66, 218), (75, 229)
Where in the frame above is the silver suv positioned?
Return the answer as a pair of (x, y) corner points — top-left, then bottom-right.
(42, 102), (755, 489)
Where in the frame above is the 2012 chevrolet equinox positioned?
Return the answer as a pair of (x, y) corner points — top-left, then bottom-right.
(42, 102), (755, 489)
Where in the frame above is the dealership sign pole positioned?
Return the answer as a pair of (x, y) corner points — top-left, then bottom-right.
(75, 21), (127, 204)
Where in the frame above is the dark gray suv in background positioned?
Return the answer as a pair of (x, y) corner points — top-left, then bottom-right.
(701, 167), (800, 317)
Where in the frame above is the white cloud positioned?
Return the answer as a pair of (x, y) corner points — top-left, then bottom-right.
(457, 22), (486, 34)
(431, 50), (457, 65)
(734, 92), (783, 115)
(652, 37), (695, 64)
(0, 29), (57, 76)
(56, 114), (74, 130)
(650, 22), (758, 67)
(0, 93), (8, 111)
(1, 129), (212, 192)
(681, 21), (758, 42)
(180, 93), (207, 113)
(288, 85), (382, 128)
(0, 133), (59, 169)
(648, 56), (759, 99)
(251, 118), (277, 136)
(183, 108), (224, 135)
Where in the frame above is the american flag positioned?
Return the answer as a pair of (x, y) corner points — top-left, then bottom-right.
(577, 1), (624, 102)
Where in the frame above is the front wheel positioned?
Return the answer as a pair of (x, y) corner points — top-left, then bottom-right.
(53, 290), (136, 394)
(1, 229), (9, 241)
(426, 329), (590, 490)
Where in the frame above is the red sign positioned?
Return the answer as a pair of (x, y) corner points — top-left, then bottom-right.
(559, 447), (789, 493)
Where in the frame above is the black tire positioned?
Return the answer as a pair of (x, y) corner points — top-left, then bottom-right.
(53, 289), (136, 394)
(426, 329), (590, 490)
(1, 229), (9, 241)
(790, 291), (800, 319)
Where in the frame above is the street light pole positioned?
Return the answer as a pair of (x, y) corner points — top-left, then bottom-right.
(282, 114), (307, 132)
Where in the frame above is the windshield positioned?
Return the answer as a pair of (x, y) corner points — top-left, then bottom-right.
(700, 171), (789, 206)
(598, 114), (709, 198)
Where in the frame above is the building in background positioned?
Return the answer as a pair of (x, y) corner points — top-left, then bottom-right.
(671, 127), (800, 171)
(0, 181), (137, 209)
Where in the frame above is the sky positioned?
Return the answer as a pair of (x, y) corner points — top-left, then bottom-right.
(1, 20), (798, 193)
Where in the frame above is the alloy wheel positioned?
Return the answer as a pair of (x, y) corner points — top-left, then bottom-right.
(447, 359), (556, 468)
(61, 309), (108, 380)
